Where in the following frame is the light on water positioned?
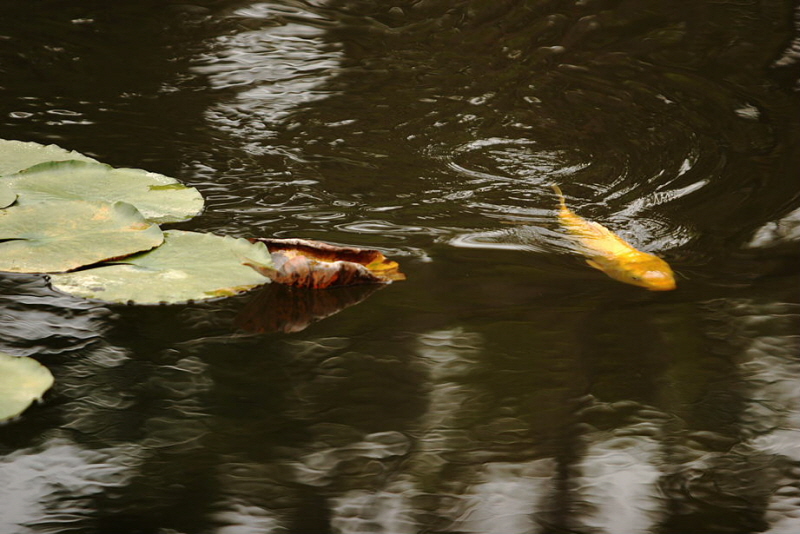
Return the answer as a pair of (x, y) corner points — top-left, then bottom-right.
(1, 1), (800, 533)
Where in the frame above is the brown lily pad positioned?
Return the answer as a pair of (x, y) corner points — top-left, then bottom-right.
(249, 238), (406, 289)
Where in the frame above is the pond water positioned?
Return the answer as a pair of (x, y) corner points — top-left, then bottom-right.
(1, 1), (799, 533)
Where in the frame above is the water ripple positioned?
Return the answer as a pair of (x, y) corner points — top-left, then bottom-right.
(0, 275), (112, 357)
(194, 2), (342, 134)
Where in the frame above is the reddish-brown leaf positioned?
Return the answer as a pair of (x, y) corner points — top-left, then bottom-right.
(248, 238), (406, 289)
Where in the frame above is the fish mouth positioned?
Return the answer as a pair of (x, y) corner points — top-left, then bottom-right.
(637, 270), (677, 291)
(643, 277), (677, 291)
(646, 282), (677, 291)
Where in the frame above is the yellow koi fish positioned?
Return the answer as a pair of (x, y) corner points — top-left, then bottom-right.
(552, 185), (676, 291)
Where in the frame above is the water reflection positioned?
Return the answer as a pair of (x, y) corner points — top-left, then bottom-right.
(1, 288), (799, 532)
(183, 0), (794, 267)
(573, 421), (664, 534)
(235, 283), (384, 333)
(195, 2), (342, 128)
(0, 439), (141, 534)
(747, 206), (800, 251)
(0, 275), (112, 358)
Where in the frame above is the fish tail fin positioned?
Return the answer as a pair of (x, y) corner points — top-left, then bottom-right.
(551, 184), (567, 210)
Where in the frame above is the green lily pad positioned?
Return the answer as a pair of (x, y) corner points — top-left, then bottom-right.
(6, 160), (204, 223)
(0, 138), (98, 176)
(0, 200), (164, 273)
(49, 230), (274, 304)
(0, 351), (54, 422)
(0, 183), (16, 208)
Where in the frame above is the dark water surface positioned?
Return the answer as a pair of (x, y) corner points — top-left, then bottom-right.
(1, 1), (800, 533)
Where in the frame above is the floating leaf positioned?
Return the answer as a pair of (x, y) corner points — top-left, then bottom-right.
(0, 183), (16, 208)
(6, 160), (204, 223)
(0, 200), (163, 273)
(0, 352), (54, 422)
(250, 238), (406, 288)
(49, 230), (274, 304)
(0, 138), (98, 176)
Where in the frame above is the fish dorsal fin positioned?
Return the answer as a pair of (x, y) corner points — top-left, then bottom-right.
(552, 185), (638, 257)
(582, 220), (634, 254)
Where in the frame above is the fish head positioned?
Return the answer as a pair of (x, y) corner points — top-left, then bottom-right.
(615, 253), (676, 291)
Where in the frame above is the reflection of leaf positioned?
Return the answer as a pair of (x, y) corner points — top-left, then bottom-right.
(0, 351), (54, 422)
(6, 160), (204, 223)
(235, 283), (382, 333)
(250, 238), (406, 288)
(49, 230), (273, 304)
(0, 138), (98, 176)
(0, 200), (163, 273)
